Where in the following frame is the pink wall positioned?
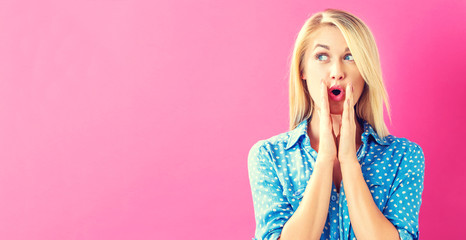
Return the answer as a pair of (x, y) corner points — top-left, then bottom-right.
(0, 0), (464, 239)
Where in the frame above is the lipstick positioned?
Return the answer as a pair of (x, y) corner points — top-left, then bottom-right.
(328, 85), (345, 102)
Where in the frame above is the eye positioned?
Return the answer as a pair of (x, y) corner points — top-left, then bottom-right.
(315, 53), (328, 61)
(344, 54), (354, 61)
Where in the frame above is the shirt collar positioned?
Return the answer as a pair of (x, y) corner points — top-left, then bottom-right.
(284, 119), (309, 150)
(284, 117), (389, 150)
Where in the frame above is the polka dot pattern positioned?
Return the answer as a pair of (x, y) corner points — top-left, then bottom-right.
(248, 118), (425, 240)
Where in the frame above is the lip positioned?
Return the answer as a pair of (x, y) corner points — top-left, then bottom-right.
(328, 85), (345, 102)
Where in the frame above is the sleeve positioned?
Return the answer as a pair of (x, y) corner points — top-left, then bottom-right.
(247, 141), (294, 240)
(383, 142), (425, 240)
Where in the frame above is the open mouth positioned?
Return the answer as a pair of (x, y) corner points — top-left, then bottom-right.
(328, 86), (345, 101)
(331, 89), (341, 96)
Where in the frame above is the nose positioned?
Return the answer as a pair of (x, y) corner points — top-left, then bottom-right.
(330, 61), (345, 81)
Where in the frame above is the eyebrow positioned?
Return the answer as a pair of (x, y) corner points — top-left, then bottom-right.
(314, 44), (350, 52)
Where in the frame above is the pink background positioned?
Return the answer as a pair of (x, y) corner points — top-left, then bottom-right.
(0, 0), (464, 239)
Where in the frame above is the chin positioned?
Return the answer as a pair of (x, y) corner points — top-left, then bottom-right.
(329, 109), (343, 115)
(329, 103), (344, 115)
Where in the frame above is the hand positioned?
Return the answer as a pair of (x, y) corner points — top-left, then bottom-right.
(316, 79), (338, 164)
(338, 83), (358, 164)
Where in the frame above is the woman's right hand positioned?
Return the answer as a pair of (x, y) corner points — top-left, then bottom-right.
(316, 79), (338, 164)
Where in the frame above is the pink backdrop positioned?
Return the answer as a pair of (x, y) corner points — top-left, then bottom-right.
(0, 0), (464, 239)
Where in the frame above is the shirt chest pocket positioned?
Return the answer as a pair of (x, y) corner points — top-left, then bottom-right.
(283, 187), (306, 212)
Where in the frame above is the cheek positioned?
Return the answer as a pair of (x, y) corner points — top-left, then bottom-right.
(307, 82), (321, 103)
(354, 83), (365, 102)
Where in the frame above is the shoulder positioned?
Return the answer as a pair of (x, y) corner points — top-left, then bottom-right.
(365, 129), (424, 157)
(362, 120), (423, 159)
(383, 135), (425, 170)
(387, 135), (424, 157)
(248, 129), (295, 164)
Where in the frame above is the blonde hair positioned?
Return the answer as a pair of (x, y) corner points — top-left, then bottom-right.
(289, 8), (391, 139)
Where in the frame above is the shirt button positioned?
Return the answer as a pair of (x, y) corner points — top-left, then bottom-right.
(331, 195), (337, 201)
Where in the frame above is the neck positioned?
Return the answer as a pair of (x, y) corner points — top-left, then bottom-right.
(307, 108), (363, 150)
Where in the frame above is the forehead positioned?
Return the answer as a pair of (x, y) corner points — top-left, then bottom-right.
(309, 26), (349, 52)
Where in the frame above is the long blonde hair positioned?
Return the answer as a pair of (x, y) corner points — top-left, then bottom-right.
(289, 8), (391, 139)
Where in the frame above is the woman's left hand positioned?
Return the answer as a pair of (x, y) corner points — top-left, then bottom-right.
(338, 83), (358, 164)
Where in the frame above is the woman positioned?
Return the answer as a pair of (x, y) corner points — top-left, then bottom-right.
(247, 9), (425, 240)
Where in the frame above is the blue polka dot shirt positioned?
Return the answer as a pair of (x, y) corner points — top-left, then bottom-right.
(248, 118), (425, 240)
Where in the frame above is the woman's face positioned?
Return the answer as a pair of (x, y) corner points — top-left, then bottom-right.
(301, 26), (365, 115)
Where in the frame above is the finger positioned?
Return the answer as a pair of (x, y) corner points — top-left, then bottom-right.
(347, 82), (355, 124)
(317, 107), (321, 120)
(320, 79), (330, 116)
(320, 79), (332, 133)
(342, 83), (350, 122)
(332, 125), (338, 139)
(339, 114), (342, 130)
(349, 83), (355, 122)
